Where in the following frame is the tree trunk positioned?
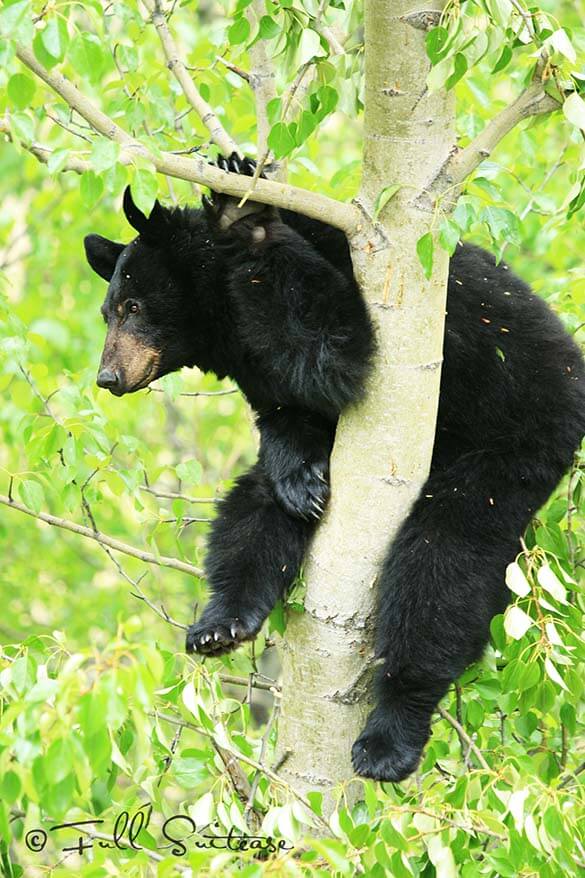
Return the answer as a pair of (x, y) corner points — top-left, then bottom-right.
(277, 0), (455, 816)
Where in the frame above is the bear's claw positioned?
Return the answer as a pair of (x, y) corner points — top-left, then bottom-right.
(273, 461), (330, 521)
(185, 616), (257, 656)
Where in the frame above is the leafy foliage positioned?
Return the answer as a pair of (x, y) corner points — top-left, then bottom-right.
(0, 0), (583, 875)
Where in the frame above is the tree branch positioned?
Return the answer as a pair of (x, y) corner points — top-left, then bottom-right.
(139, 484), (220, 504)
(147, 384), (238, 398)
(437, 706), (492, 772)
(12, 44), (358, 233)
(219, 673), (279, 693)
(141, 0), (239, 156)
(437, 70), (560, 194)
(0, 493), (203, 578)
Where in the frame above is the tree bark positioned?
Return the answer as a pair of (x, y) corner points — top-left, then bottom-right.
(277, 0), (455, 816)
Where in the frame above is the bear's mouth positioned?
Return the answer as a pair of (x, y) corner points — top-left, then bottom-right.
(113, 358), (160, 396)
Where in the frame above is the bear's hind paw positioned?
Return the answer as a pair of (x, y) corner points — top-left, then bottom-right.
(351, 729), (424, 783)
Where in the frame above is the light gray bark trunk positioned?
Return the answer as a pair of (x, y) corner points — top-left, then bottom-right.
(277, 0), (455, 816)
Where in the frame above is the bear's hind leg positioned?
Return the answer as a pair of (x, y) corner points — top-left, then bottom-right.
(353, 446), (570, 782)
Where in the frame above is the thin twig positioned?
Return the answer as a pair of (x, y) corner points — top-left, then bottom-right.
(18, 365), (60, 422)
(162, 516), (212, 525)
(139, 484), (220, 504)
(0, 493), (204, 579)
(558, 760), (585, 789)
(508, 0), (540, 44)
(157, 725), (183, 786)
(46, 110), (93, 143)
(216, 55), (251, 84)
(142, 0), (239, 156)
(147, 385), (238, 398)
(437, 706), (491, 772)
(244, 700), (281, 825)
(220, 673), (280, 693)
(214, 743), (254, 802)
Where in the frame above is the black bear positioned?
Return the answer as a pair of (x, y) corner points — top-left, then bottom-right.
(84, 155), (585, 782)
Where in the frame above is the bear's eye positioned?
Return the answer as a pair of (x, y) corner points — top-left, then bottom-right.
(127, 301), (140, 315)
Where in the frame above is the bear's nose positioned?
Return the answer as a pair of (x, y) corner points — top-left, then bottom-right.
(96, 368), (121, 390)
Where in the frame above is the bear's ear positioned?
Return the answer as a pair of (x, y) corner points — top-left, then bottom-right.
(123, 186), (170, 244)
(84, 234), (125, 281)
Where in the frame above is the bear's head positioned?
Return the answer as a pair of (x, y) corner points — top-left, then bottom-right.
(84, 188), (221, 396)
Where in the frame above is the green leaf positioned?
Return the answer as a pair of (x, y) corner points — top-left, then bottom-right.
(504, 605), (533, 640)
(32, 30), (59, 69)
(7, 73), (35, 110)
(416, 232), (434, 280)
(546, 28), (576, 64)
(266, 97), (282, 126)
(10, 111), (35, 144)
(438, 218), (460, 255)
(68, 35), (106, 84)
(45, 739), (72, 785)
(80, 171), (104, 208)
(175, 459), (202, 485)
(131, 168), (158, 214)
(544, 657), (568, 691)
(483, 206), (520, 246)
(492, 44), (512, 74)
(295, 110), (318, 145)
(41, 17), (69, 61)
(536, 564), (567, 604)
(374, 184), (401, 219)
(18, 479), (44, 515)
(452, 200), (476, 232)
(117, 43), (138, 72)
(172, 756), (207, 788)
(0, 771), (21, 805)
(298, 28), (322, 64)
(427, 834), (457, 878)
(259, 15), (280, 39)
(563, 92), (585, 131)
(0, 0), (33, 43)
(517, 661), (540, 691)
(228, 16), (250, 45)
(567, 176), (585, 219)
(426, 26), (449, 64)
(445, 53), (468, 90)
(316, 85), (338, 118)
(47, 148), (70, 175)
(268, 600), (286, 635)
(466, 700), (484, 728)
(427, 56), (453, 91)
(505, 561), (530, 597)
(267, 122), (296, 158)
(91, 140), (120, 173)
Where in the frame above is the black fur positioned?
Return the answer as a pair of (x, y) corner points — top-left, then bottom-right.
(84, 155), (585, 782)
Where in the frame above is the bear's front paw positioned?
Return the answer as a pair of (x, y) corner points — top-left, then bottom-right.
(272, 461), (330, 521)
(203, 153), (276, 235)
(185, 615), (258, 656)
(351, 728), (423, 783)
